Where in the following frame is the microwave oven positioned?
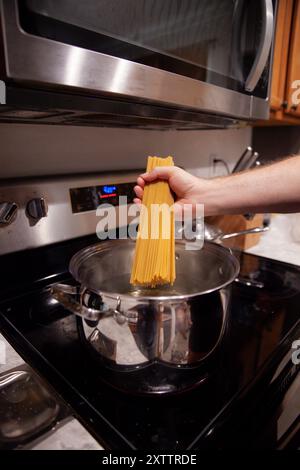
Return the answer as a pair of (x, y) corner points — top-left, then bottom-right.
(0, 0), (276, 129)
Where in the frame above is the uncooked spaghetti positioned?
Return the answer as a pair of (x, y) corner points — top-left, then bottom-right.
(130, 156), (175, 287)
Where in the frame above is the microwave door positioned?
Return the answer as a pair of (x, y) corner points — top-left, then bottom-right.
(21, 0), (248, 90)
(0, 0), (274, 122)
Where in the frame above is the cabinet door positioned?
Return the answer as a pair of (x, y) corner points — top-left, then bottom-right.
(270, 0), (294, 110)
(285, 0), (300, 116)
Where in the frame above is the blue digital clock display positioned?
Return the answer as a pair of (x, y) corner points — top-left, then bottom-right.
(103, 185), (117, 194)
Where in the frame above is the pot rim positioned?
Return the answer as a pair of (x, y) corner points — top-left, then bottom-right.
(69, 239), (240, 302)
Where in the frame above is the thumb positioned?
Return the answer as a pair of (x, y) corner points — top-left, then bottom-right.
(141, 166), (175, 182)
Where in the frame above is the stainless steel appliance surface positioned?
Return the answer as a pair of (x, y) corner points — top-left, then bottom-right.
(0, 0), (276, 128)
(0, 171), (138, 255)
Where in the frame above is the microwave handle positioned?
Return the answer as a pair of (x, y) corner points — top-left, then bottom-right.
(245, 0), (274, 92)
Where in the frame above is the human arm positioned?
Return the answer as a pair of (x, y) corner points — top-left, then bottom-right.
(134, 156), (300, 216)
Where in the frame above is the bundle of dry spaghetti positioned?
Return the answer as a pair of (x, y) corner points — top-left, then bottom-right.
(130, 156), (176, 287)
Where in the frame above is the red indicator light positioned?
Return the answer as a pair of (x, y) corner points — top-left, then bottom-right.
(100, 193), (117, 199)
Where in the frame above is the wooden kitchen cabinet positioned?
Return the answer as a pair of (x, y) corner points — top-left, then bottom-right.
(255, 0), (300, 125)
(270, 0), (294, 111)
(285, 0), (300, 117)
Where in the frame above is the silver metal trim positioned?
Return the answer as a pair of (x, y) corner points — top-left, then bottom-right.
(251, 95), (270, 120)
(245, 0), (274, 92)
(0, 0), (269, 121)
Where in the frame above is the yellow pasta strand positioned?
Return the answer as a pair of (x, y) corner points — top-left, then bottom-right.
(130, 156), (176, 287)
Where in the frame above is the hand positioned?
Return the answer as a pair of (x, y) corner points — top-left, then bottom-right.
(134, 166), (206, 215)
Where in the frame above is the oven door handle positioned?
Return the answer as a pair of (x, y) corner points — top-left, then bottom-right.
(245, 0), (274, 92)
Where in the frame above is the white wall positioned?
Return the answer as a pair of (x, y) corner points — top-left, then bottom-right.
(0, 124), (252, 179)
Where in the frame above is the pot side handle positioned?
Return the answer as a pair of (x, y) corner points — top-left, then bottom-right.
(51, 283), (103, 321)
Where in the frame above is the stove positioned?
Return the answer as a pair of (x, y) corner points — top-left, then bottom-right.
(0, 175), (299, 450)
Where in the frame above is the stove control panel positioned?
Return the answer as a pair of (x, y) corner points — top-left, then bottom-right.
(0, 171), (139, 255)
(70, 182), (135, 213)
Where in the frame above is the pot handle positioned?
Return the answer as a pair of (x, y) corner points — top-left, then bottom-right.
(51, 283), (105, 321)
(176, 220), (269, 243)
(235, 277), (264, 289)
(219, 225), (269, 241)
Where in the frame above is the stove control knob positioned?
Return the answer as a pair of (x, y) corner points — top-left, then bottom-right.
(26, 197), (48, 220)
(0, 202), (18, 225)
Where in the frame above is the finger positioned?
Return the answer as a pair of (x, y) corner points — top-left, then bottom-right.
(137, 176), (145, 188)
(133, 198), (142, 205)
(141, 166), (175, 182)
(134, 185), (144, 199)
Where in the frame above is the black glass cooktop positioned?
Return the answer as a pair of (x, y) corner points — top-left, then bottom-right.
(0, 236), (300, 449)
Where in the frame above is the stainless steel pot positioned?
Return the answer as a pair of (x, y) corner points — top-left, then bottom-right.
(51, 239), (239, 374)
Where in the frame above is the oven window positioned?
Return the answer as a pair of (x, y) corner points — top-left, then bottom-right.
(19, 0), (269, 97)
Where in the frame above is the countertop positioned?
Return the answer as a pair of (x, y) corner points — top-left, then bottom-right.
(0, 333), (103, 450)
(246, 214), (300, 266)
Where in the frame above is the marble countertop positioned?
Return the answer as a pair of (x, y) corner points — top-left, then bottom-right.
(0, 333), (24, 373)
(246, 214), (300, 266)
(31, 419), (102, 451)
(0, 333), (103, 450)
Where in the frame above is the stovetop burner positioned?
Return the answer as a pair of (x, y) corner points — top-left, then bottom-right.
(0, 237), (300, 449)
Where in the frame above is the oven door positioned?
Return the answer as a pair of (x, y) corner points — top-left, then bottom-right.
(1, 0), (275, 120)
